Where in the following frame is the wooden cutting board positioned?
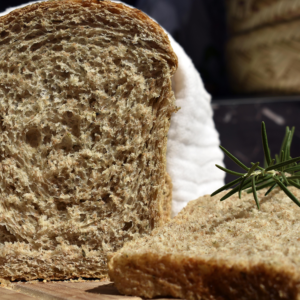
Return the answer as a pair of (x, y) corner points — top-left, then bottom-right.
(0, 280), (178, 300)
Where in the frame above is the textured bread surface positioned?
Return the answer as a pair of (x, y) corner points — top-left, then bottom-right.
(0, 0), (177, 281)
(109, 187), (300, 300)
(227, 18), (300, 94)
(227, 0), (300, 34)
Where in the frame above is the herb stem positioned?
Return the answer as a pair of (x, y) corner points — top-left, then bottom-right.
(211, 122), (300, 209)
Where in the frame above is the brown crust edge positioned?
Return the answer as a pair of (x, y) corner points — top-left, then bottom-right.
(160, 172), (172, 225)
(109, 252), (300, 300)
(0, 0), (178, 72)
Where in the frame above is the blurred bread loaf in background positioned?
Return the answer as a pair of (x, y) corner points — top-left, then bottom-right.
(0, 0), (177, 281)
(227, 0), (300, 34)
(227, 0), (300, 95)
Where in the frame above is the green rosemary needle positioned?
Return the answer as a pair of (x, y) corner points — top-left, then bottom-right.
(211, 122), (300, 209)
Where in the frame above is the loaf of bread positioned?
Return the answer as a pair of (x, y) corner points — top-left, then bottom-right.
(0, 0), (177, 281)
(227, 19), (300, 94)
(227, 0), (300, 34)
(109, 187), (300, 300)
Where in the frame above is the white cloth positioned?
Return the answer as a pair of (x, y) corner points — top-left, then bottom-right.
(167, 36), (225, 216)
(0, 1), (225, 217)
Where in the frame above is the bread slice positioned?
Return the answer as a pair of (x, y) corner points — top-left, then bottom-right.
(0, 0), (177, 281)
(109, 187), (300, 300)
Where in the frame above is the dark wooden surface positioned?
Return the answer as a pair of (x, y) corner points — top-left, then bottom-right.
(0, 280), (179, 300)
(212, 98), (300, 183)
(0, 281), (138, 300)
(1, 286), (36, 300)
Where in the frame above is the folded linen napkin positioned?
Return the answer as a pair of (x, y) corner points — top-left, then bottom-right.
(0, 1), (225, 216)
(167, 36), (225, 216)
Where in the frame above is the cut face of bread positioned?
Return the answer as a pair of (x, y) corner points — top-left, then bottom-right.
(109, 187), (300, 300)
(0, 0), (177, 281)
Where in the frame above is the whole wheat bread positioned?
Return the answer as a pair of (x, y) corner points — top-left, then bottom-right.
(227, 18), (300, 94)
(0, 0), (177, 281)
(109, 187), (300, 300)
(227, 0), (300, 34)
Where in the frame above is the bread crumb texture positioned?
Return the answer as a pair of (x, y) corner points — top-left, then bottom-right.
(109, 187), (300, 300)
(0, 0), (177, 281)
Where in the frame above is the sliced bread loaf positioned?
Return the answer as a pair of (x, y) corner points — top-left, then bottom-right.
(0, 0), (177, 281)
(109, 187), (300, 300)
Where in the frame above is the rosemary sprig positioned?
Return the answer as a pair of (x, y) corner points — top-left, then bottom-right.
(211, 122), (300, 209)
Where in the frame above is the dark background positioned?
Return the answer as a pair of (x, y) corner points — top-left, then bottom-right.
(213, 98), (300, 183)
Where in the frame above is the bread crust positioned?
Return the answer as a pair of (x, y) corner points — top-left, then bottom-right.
(160, 172), (172, 223)
(0, 0), (178, 71)
(109, 253), (300, 300)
